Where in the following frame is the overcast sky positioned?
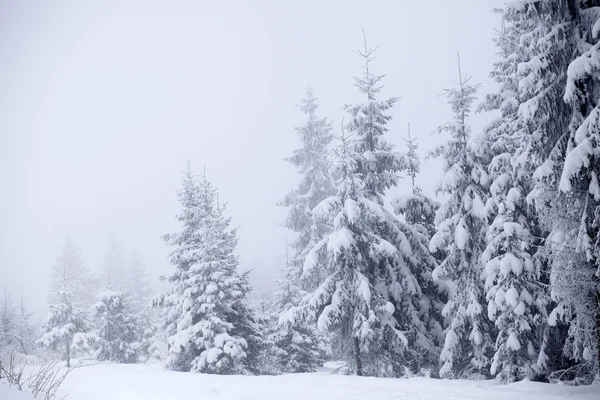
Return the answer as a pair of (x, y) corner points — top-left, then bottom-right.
(1, 0), (502, 317)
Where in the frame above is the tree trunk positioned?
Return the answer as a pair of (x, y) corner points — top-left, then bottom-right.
(353, 337), (363, 376)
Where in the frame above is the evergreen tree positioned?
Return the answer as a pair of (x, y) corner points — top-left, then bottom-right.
(477, 9), (553, 383)
(37, 244), (91, 367)
(125, 249), (156, 361)
(271, 244), (321, 373)
(392, 126), (446, 368)
(14, 288), (35, 355)
(156, 169), (258, 374)
(53, 235), (98, 307)
(126, 249), (153, 313)
(504, 0), (600, 382)
(279, 85), (334, 291)
(428, 56), (494, 379)
(284, 41), (440, 377)
(392, 125), (440, 241)
(549, 3), (600, 379)
(0, 286), (17, 353)
(92, 288), (140, 363)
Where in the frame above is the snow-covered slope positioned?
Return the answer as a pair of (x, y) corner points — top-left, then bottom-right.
(3, 363), (596, 400)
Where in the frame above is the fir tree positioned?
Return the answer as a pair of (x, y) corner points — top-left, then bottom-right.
(550, 3), (600, 379)
(52, 235), (98, 307)
(272, 243), (321, 373)
(477, 10), (552, 383)
(0, 286), (17, 353)
(507, 0), (599, 382)
(125, 249), (156, 361)
(392, 125), (441, 240)
(14, 287), (35, 355)
(92, 288), (140, 363)
(429, 55), (494, 379)
(126, 249), (153, 313)
(279, 84), (334, 291)
(37, 244), (91, 367)
(391, 125), (446, 367)
(285, 39), (440, 377)
(156, 168), (258, 374)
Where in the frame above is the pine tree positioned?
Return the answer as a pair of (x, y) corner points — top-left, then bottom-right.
(0, 286), (17, 353)
(428, 55), (494, 379)
(37, 244), (91, 367)
(549, 3), (600, 380)
(53, 235), (98, 307)
(126, 249), (153, 313)
(284, 39), (440, 377)
(156, 168), (258, 374)
(475, 10), (553, 383)
(392, 125), (440, 240)
(125, 249), (156, 361)
(391, 125), (446, 369)
(92, 288), (140, 363)
(503, 0), (600, 382)
(14, 287), (35, 355)
(271, 243), (321, 373)
(279, 85), (334, 291)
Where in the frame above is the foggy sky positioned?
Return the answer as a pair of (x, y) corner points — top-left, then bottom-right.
(1, 0), (502, 318)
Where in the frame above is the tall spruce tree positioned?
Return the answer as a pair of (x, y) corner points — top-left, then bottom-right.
(156, 168), (258, 374)
(273, 85), (334, 373)
(551, 3), (600, 379)
(284, 40), (440, 377)
(428, 55), (494, 379)
(505, 0), (600, 382)
(279, 84), (334, 290)
(477, 10), (552, 383)
(391, 125), (445, 365)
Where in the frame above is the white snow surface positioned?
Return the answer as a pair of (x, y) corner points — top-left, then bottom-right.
(2, 362), (598, 400)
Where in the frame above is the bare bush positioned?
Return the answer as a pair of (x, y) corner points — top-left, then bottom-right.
(0, 352), (73, 399)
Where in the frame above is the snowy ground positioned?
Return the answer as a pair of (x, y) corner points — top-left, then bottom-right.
(1, 362), (599, 400)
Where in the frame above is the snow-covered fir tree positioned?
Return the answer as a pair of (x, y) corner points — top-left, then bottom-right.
(124, 249), (156, 360)
(428, 56), (494, 379)
(156, 168), (259, 374)
(92, 287), (140, 363)
(502, 0), (600, 382)
(284, 41), (441, 377)
(125, 249), (153, 313)
(37, 243), (91, 367)
(52, 235), (98, 307)
(391, 125), (446, 363)
(279, 84), (334, 291)
(392, 125), (441, 240)
(547, 3), (600, 379)
(272, 86), (334, 373)
(476, 9), (553, 383)
(14, 288), (35, 355)
(0, 286), (17, 353)
(271, 244), (321, 373)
